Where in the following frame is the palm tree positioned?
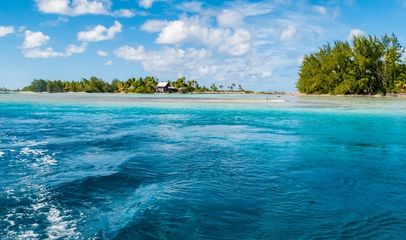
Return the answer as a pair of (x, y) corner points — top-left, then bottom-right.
(238, 84), (243, 91)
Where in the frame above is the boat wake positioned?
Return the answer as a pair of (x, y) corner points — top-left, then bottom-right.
(1, 139), (81, 239)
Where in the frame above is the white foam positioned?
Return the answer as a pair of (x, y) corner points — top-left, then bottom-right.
(31, 202), (47, 211)
(16, 230), (39, 239)
(20, 147), (43, 155)
(0, 151), (4, 157)
(47, 207), (79, 239)
(26, 140), (48, 147)
(6, 219), (15, 226)
(40, 155), (58, 165)
(20, 147), (30, 155)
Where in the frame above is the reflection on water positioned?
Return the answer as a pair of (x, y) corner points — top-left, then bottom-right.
(0, 93), (406, 239)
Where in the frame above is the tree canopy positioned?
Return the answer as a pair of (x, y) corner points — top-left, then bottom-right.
(22, 77), (244, 94)
(297, 34), (406, 95)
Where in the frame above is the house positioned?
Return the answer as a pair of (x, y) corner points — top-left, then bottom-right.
(156, 82), (177, 93)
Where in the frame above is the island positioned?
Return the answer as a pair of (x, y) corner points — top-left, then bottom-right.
(297, 34), (406, 95)
(20, 77), (255, 94)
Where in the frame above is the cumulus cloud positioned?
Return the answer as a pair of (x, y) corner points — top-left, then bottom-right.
(217, 10), (243, 28)
(105, 60), (113, 65)
(23, 43), (87, 58)
(97, 50), (108, 57)
(36, 0), (134, 17)
(139, 0), (154, 9)
(65, 43), (87, 55)
(177, 1), (204, 13)
(22, 30), (87, 58)
(141, 20), (169, 32)
(23, 31), (50, 49)
(114, 45), (211, 72)
(0, 25), (15, 37)
(77, 21), (122, 42)
(149, 16), (251, 56)
(36, 0), (107, 15)
(113, 9), (135, 18)
(348, 28), (365, 40)
(156, 20), (188, 44)
(23, 47), (63, 58)
(280, 25), (296, 41)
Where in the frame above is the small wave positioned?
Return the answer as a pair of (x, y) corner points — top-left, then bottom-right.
(0, 150), (4, 157)
(20, 147), (44, 156)
(19, 145), (58, 167)
(24, 140), (48, 147)
(312, 213), (406, 239)
(16, 230), (39, 240)
(40, 155), (58, 165)
(47, 207), (79, 240)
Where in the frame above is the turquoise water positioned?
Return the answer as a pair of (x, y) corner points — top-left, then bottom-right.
(1, 93), (406, 239)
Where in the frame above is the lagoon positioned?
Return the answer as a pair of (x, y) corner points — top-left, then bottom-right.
(1, 93), (406, 239)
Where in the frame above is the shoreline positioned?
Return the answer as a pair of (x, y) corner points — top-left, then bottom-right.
(295, 93), (406, 98)
(11, 91), (406, 98)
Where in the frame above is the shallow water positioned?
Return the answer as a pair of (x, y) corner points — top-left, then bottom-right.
(1, 93), (406, 239)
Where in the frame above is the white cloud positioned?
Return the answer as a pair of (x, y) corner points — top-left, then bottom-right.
(348, 28), (365, 40)
(141, 20), (169, 32)
(114, 45), (211, 72)
(65, 43), (87, 55)
(23, 31), (50, 49)
(77, 21), (122, 42)
(217, 10), (243, 28)
(157, 20), (188, 44)
(113, 9), (135, 18)
(0, 26), (15, 37)
(41, 16), (70, 27)
(22, 30), (87, 58)
(23, 47), (63, 58)
(218, 29), (251, 56)
(139, 0), (154, 9)
(36, 0), (70, 14)
(313, 5), (327, 15)
(229, 1), (274, 17)
(152, 16), (251, 56)
(23, 43), (87, 58)
(97, 50), (108, 57)
(105, 60), (113, 65)
(177, 1), (203, 13)
(36, 0), (107, 15)
(280, 25), (296, 41)
(36, 0), (134, 17)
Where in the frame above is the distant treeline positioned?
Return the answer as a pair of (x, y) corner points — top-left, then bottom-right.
(22, 77), (249, 93)
(297, 34), (406, 95)
(0, 87), (11, 92)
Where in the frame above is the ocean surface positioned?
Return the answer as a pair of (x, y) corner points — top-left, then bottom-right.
(1, 93), (406, 239)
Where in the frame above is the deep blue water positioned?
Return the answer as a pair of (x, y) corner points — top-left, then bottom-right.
(1, 94), (406, 239)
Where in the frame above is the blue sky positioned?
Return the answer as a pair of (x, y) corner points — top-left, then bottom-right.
(1, 0), (406, 91)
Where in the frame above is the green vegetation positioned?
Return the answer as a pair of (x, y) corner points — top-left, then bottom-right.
(0, 87), (11, 92)
(22, 76), (248, 94)
(297, 34), (406, 95)
(170, 77), (208, 93)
